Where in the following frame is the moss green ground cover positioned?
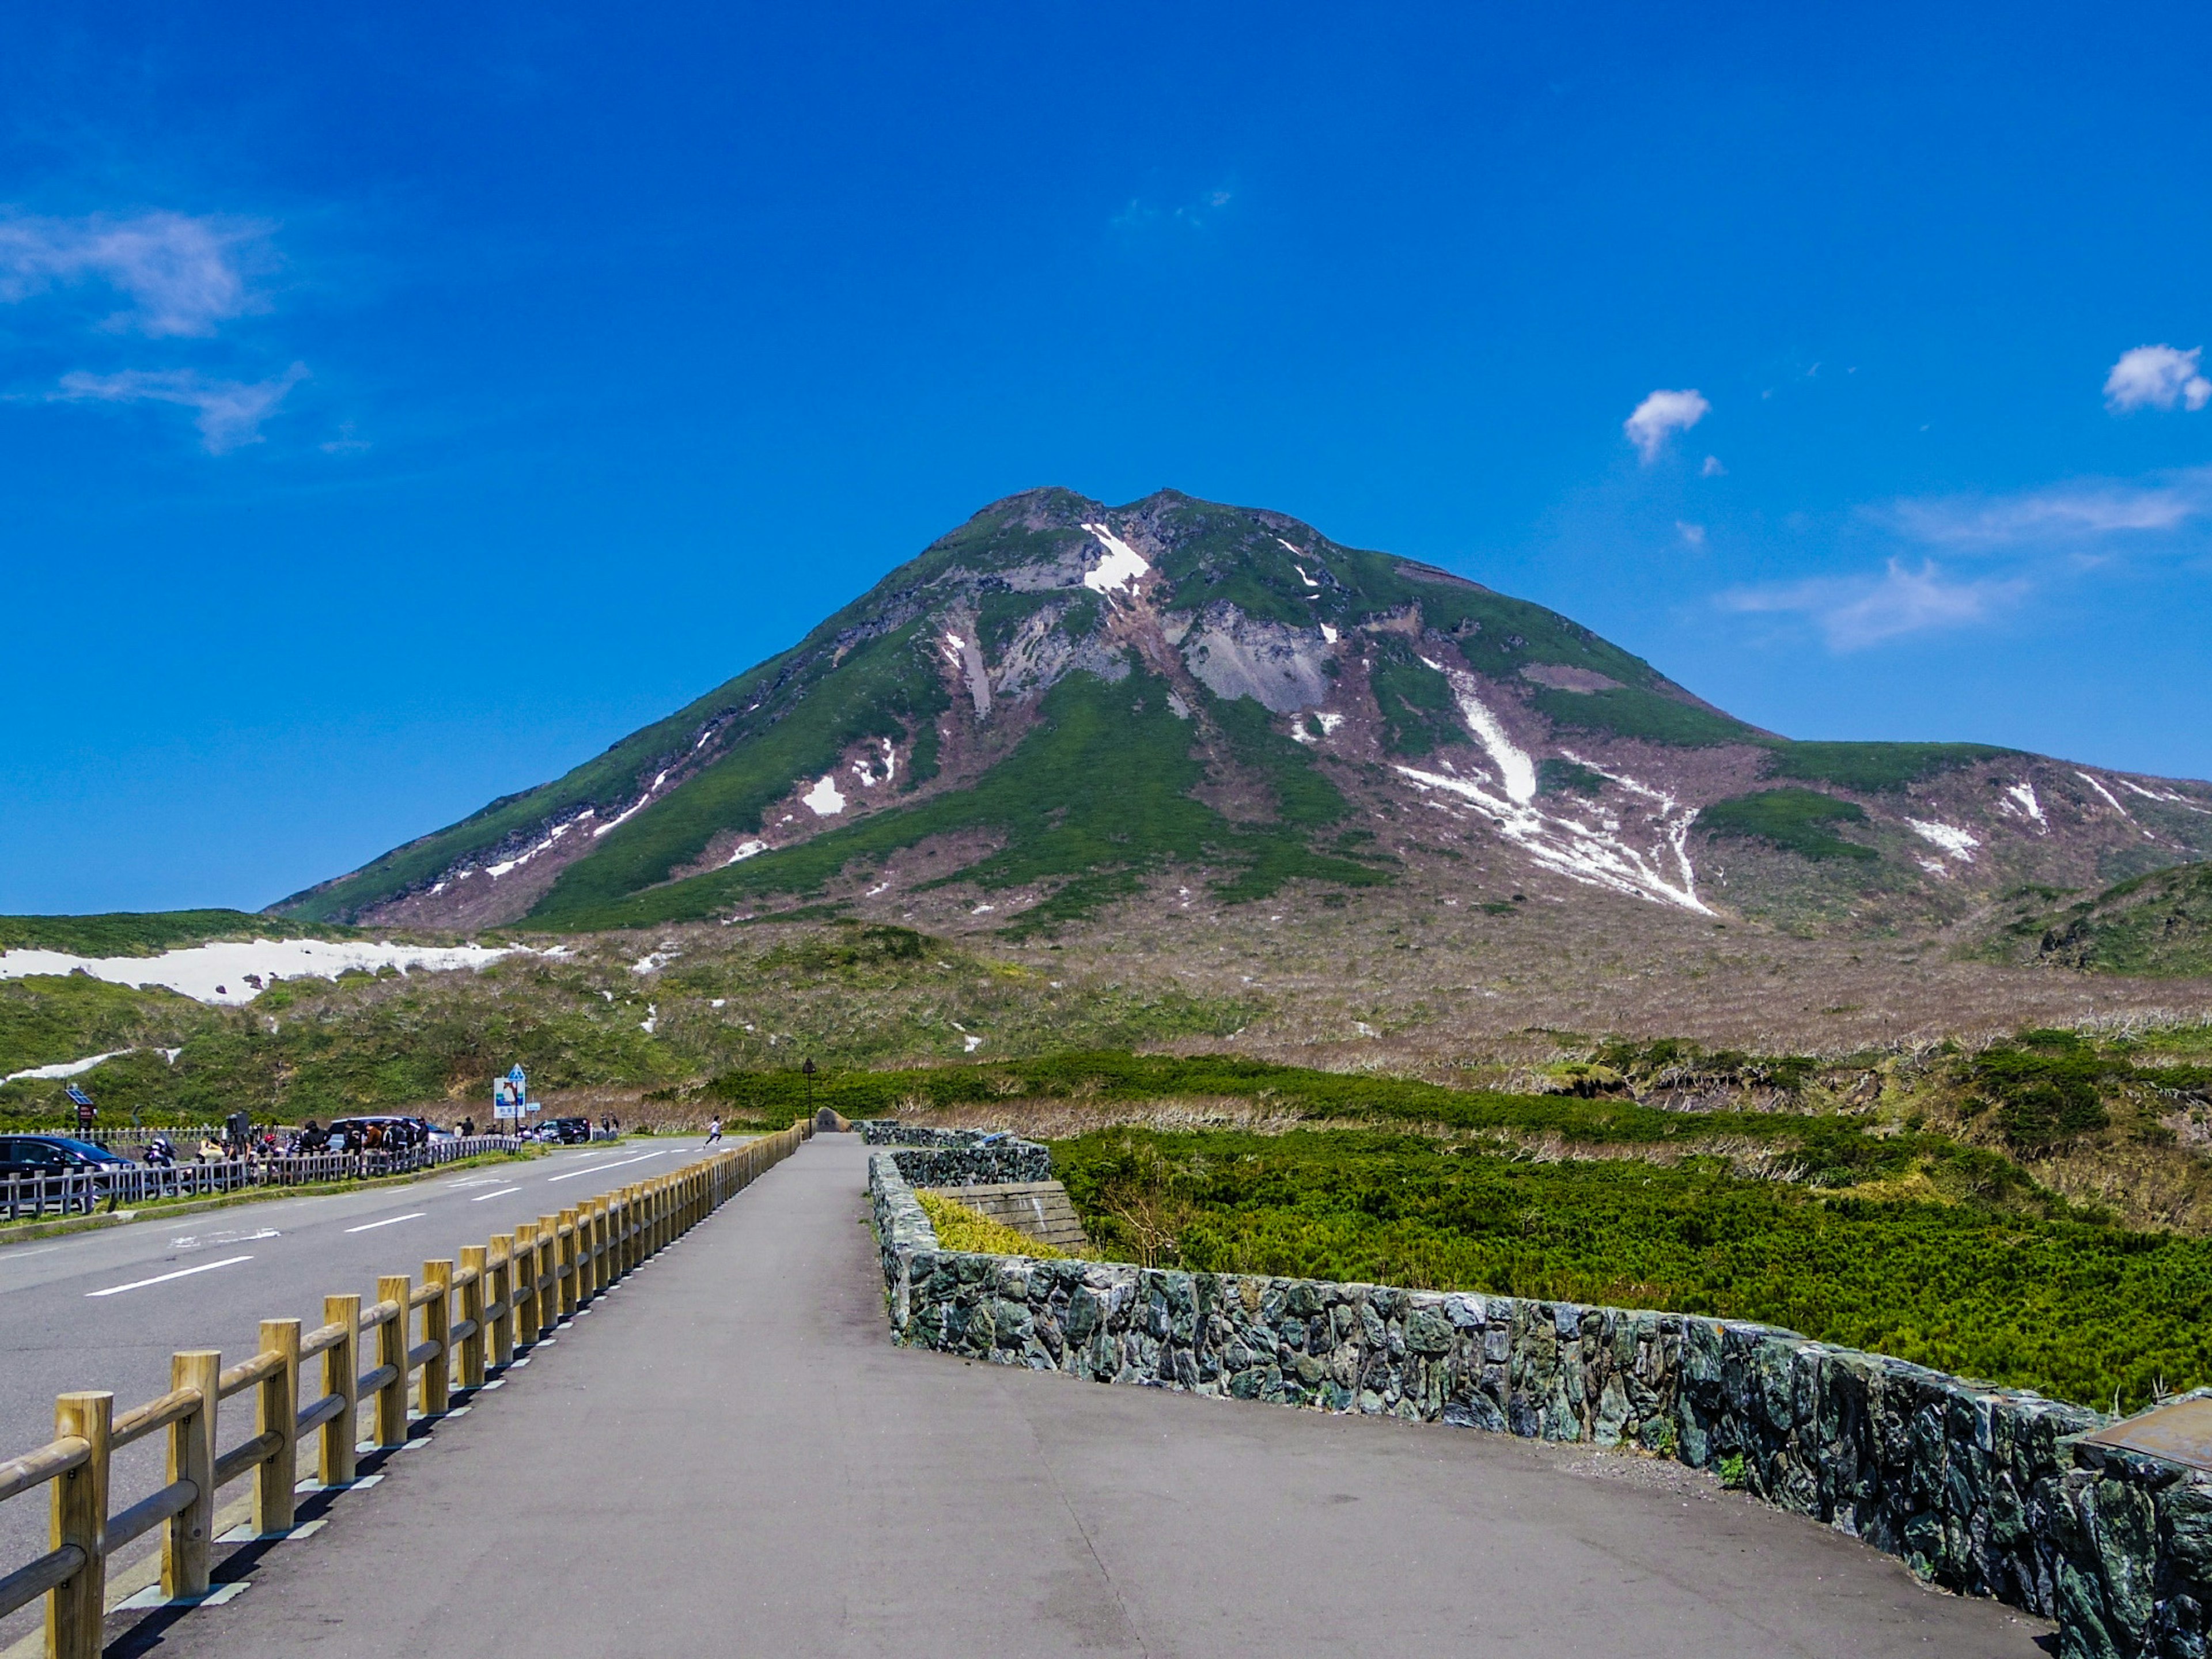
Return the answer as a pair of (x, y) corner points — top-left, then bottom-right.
(1051, 1128), (2211, 1412)
(915, 1191), (1063, 1259)
(537, 670), (1387, 934)
(1699, 789), (1876, 863)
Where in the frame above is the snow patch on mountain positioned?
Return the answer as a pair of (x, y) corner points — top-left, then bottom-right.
(725, 840), (767, 865)
(2001, 781), (2048, 830)
(852, 738), (899, 788)
(0, 939), (516, 1006)
(5, 1048), (137, 1085)
(487, 813), (590, 878)
(1081, 523), (1150, 597)
(594, 767), (679, 838)
(802, 775), (847, 816)
(1393, 669), (1707, 912)
(1907, 819), (1979, 861)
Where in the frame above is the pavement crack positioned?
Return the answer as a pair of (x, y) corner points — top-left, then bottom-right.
(1012, 1380), (1153, 1658)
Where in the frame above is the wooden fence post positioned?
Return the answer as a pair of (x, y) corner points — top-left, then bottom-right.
(535, 1215), (559, 1338)
(376, 1275), (411, 1448)
(458, 1247), (488, 1388)
(511, 1223), (537, 1346)
(48, 1391), (111, 1659)
(488, 1234), (514, 1368)
(556, 1210), (579, 1318)
(165, 1350), (219, 1599)
(320, 1296), (358, 1486)
(421, 1262), (452, 1416)
(256, 1319), (301, 1536)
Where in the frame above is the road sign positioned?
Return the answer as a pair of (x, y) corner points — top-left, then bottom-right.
(507, 1065), (527, 1085)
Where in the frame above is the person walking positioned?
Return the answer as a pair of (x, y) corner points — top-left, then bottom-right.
(704, 1116), (723, 1147)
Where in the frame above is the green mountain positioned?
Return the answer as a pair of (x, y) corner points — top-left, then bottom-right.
(274, 487), (2212, 937)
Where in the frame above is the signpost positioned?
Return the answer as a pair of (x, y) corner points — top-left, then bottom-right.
(66, 1084), (96, 1132)
(494, 1065), (531, 1123)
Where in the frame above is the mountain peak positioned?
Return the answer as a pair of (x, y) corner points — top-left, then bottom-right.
(276, 490), (2212, 940)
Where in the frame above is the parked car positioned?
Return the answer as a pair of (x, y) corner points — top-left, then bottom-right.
(549, 1116), (593, 1145)
(324, 1115), (440, 1153)
(0, 1135), (134, 1210)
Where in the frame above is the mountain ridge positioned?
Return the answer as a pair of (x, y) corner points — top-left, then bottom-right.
(275, 487), (2212, 937)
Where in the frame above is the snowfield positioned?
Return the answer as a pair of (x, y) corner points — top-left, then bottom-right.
(1394, 668), (1709, 913)
(1906, 819), (1980, 861)
(0, 938), (518, 1006)
(1081, 522), (1151, 597)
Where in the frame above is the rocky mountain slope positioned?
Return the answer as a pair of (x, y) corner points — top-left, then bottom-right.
(276, 487), (2212, 939)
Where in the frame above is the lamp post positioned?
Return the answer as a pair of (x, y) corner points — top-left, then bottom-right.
(802, 1056), (816, 1121)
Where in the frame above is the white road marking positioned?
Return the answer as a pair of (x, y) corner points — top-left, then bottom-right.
(88, 1255), (255, 1297)
(547, 1152), (667, 1183)
(0, 1245), (62, 1262)
(169, 1228), (280, 1249)
(343, 1212), (426, 1234)
(470, 1185), (524, 1203)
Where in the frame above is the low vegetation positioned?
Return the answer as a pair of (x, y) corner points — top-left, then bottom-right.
(1699, 789), (1876, 863)
(0, 910), (342, 957)
(1050, 1127), (2212, 1412)
(915, 1191), (1063, 1259)
(540, 669), (1388, 934)
(1, 923), (1244, 1128)
(1527, 685), (1753, 748)
(1979, 866), (2212, 977)
(1759, 740), (2014, 793)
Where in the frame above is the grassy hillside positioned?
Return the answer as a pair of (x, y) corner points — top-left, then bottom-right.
(1982, 864), (2212, 975)
(527, 669), (1389, 933)
(0, 924), (1244, 1126)
(0, 910), (341, 957)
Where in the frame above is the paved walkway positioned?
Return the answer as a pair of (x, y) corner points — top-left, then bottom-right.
(145, 1137), (2051, 1658)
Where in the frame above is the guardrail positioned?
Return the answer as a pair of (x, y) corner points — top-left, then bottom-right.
(0, 1118), (813, 1658)
(2, 1136), (525, 1223)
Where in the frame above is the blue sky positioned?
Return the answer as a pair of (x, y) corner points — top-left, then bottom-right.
(4, 1), (2210, 913)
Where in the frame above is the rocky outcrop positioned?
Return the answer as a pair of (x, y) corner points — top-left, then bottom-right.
(1180, 604), (1334, 713)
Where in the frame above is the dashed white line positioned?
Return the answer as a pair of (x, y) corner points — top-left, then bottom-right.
(546, 1152), (668, 1183)
(344, 1212), (426, 1234)
(88, 1255), (255, 1297)
(471, 1186), (524, 1203)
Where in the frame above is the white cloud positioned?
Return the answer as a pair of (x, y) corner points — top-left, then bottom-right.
(2104, 344), (2211, 414)
(1719, 559), (2028, 650)
(1623, 388), (1709, 462)
(54, 363), (308, 453)
(0, 211), (270, 337)
(1884, 469), (2212, 549)
(1675, 521), (1706, 548)
(1700, 454), (1725, 477)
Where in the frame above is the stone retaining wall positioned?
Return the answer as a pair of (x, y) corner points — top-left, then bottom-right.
(868, 1152), (2209, 1659)
(860, 1122), (1051, 1185)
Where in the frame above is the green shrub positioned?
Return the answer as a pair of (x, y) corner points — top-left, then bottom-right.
(1049, 1127), (2212, 1411)
(1760, 741), (2012, 793)
(1699, 789), (1876, 863)
(916, 1191), (1064, 1259)
(1528, 687), (1755, 748)
(1537, 758), (1605, 797)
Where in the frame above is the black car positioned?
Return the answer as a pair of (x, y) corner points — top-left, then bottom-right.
(0, 1135), (133, 1210)
(549, 1116), (593, 1144)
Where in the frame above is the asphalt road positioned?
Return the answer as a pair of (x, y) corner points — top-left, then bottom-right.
(0, 1135), (726, 1634)
(135, 1135), (2055, 1659)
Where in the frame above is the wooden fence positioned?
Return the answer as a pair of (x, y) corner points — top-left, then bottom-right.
(0, 1119), (813, 1659)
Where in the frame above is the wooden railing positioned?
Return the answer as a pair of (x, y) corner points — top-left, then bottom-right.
(1, 1136), (527, 1224)
(0, 1119), (813, 1659)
